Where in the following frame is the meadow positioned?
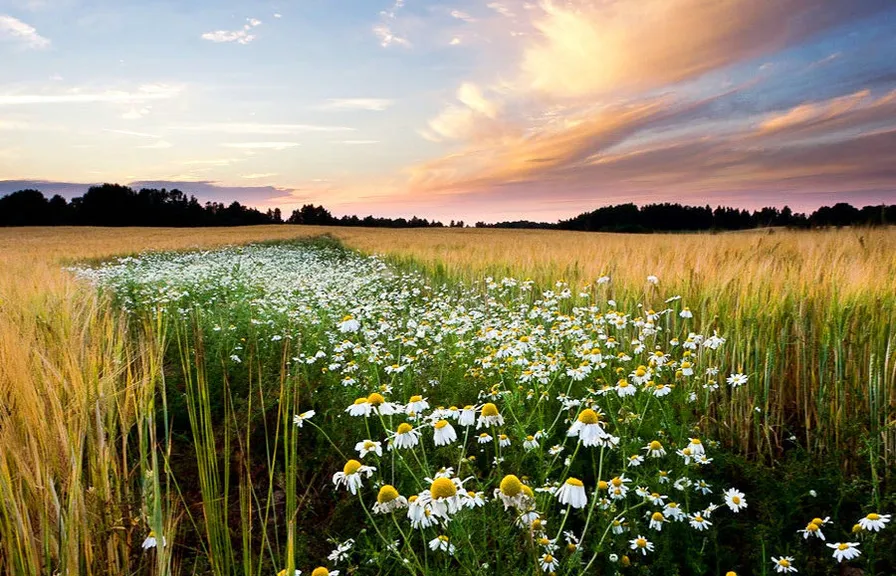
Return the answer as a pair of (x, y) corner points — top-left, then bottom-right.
(0, 226), (894, 576)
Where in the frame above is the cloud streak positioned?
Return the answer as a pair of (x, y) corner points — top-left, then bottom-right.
(0, 84), (182, 105)
(0, 14), (50, 49)
(201, 17), (262, 45)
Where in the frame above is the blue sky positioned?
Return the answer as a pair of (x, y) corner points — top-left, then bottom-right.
(1, 0), (895, 221)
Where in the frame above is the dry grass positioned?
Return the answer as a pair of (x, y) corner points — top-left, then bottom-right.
(1, 225), (895, 574)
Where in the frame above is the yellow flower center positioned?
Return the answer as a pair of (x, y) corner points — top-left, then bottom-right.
(438, 535), (449, 543)
(342, 315), (353, 322)
(726, 572), (737, 576)
(694, 515), (704, 523)
(343, 459), (362, 475)
(377, 485), (399, 503)
(367, 392), (385, 406)
(732, 496), (741, 504)
(598, 480), (608, 490)
(635, 538), (647, 548)
(811, 517), (824, 525)
(499, 434), (508, 441)
(521, 485), (534, 498)
(364, 441), (376, 449)
(526, 435), (535, 441)
(499, 474), (523, 497)
(690, 438), (702, 445)
(543, 554), (554, 563)
(353, 397), (368, 405)
(778, 559), (791, 567)
(312, 568), (330, 576)
(668, 502), (679, 509)
(430, 477), (457, 500)
(479, 433), (490, 439)
(481, 403), (499, 417)
(434, 420), (449, 430)
(649, 441), (662, 450)
(611, 477), (623, 487)
(396, 423), (413, 435)
(409, 395), (423, 403)
(867, 513), (880, 521)
(852, 523), (862, 533)
(408, 495), (418, 503)
(565, 477), (584, 487)
(463, 405), (474, 410)
(577, 408), (600, 424)
(805, 523), (818, 532)
(635, 366), (647, 377)
(838, 543), (849, 551)
(531, 518), (543, 530)
(621, 555), (630, 567)
(651, 512), (664, 522)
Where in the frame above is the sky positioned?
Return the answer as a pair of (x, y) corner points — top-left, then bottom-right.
(1, 0), (896, 222)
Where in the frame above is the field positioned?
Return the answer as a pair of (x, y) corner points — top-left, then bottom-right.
(1, 226), (894, 576)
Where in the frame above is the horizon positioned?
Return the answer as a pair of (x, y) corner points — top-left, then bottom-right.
(2, 1), (896, 222)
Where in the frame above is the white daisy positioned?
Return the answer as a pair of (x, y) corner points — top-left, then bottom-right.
(555, 478), (587, 509)
(827, 542), (861, 562)
(355, 439), (383, 459)
(332, 460), (375, 495)
(857, 513), (890, 532)
(723, 488), (747, 513)
(629, 535), (654, 555)
(771, 556), (797, 573)
(388, 423), (421, 450)
(293, 410), (315, 427)
(432, 420), (458, 446)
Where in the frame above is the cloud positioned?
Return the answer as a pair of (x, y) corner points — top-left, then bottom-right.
(318, 98), (393, 111)
(221, 142), (300, 150)
(121, 107), (151, 119)
(241, 173), (279, 179)
(170, 122), (353, 134)
(201, 17), (262, 45)
(0, 84), (182, 106)
(337, 140), (380, 144)
(0, 14), (50, 49)
(102, 128), (160, 138)
(450, 37), (461, 45)
(374, 0), (411, 47)
(450, 10), (475, 23)
(137, 140), (173, 149)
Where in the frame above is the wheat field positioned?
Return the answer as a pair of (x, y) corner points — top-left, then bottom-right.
(1, 225), (894, 575)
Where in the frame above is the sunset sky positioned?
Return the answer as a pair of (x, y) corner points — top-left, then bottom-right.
(1, 0), (895, 222)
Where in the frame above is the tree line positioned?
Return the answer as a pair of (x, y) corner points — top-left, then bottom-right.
(1, 184), (894, 230)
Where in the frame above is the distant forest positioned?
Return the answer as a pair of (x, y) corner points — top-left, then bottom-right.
(1, 183), (895, 231)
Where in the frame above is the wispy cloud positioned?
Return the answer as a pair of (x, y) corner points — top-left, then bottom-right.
(170, 122), (353, 134)
(450, 10), (475, 23)
(221, 142), (300, 150)
(0, 84), (182, 105)
(374, 0), (410, 47)
(337, 140), (380, 145)
(0, 14), (50, 49)
(241, 172), (279, 179)
(318, 98), (393, 111)
(137, 140), (173, 149)
(102, 128), (161, 138)
(201, 17), (262, 45)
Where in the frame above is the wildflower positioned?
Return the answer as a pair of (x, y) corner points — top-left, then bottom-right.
(327, 538), (355, 563)
(478, 433), (493, 444)
(652, 383), (672, 397)
(857, 513), (891, 532)
(426, 477), (464, 516)
(727, 373), (748, 388)
(477, 402), (505, 428)
(142, 530), (165, 549)
(627, 454), (644, 467)
(644, 440), (666, 458)
(629, 535), (654, 555)
(555, 478), (587, 509)
(388, 423), (421, 450)
(798, 520), (826, 541)
(495, 474), (528, 509)
(615, 379), (637, 398)
(771, 556), (797, 573)
(465, 490), (486, 508)
(567, 408), (609, 447)
(523, 435), (539, 450)
(647, 492), (667, 506)
(723, 489), (747, 513)
(658, 470), (670, 484)
(458, 405), (477, 427)
(355, 439), (383, 459)
(664, 501), (686, 521)
(827, 542), (861, 562)
(432, 420), (458, 447)
(293, 410), (315, 427)
(338, 315), (360, 332)
(647, 275), (659, 284)
(649, 511), (666, 531)
(694, 480), (712, 495)
(689, 513), (712, 531)
(367, 392), (401, 415)
(406, 395), (429, 414)
(346, 398), (371, 417)
(538, 553), (558, 572)
(548, 445), (564, 456)
(496, 434), (511, 448)
(332, 459), (375, 495)
(611, 517), (626, 534)
(373, 485), (408, 514)
(680, 307), (693, 318)
(428, 535), (455, 555)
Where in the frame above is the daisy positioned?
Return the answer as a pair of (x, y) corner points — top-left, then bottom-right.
(141, 530), (165, 549)
(338, 315), (360, 332)
(689, 513), (712, 531)
(535, 536), (557, 553)
(388, 423), (421, 450)
(498, 434), (511, 448)
(688, 438), (706, 456)
(538, 553), (558, 573)
(827, 542), (861, 562)
(523, 435), (540, 451)
(857, 513), (891, 532)
(663, 501), (686, 521)
(327, 538), (354, 563)
(458, 405), (477, 427)
(567, 408), (609, 447)
(426, 477), (464, 517)
(615, 379), (637, 398)
(644, 440), (666, 458)
(771, 556), (797, 573)
(723, 488), (747, 513)
(406, 395), (429, 414)
(727, 373), (748, 388)
(477, 402), (505, 428)
(495, 474), (528, 510)
(345, 398), (371, 417)
(311, 568), (339, 576)
(293, 410), (315, 427)
(355, 439), (383, 459)
(367, 392), (401, 415)
(647, 492), (667, 506)
(464, 490), (486, 508)
(332, 459), (375, 495)
(652, 383), (673, 397)
(627, 455), (644, 467)
(428, 535), (455, 555)
(680, 307), (693, 318)
(373, 485), (408, 514)
(478, 433), (493, 444)
(432, 420), (458, 447)
(649, 512), (666, 531)
(629, 535), (654, 555)
(555, 477), (587, 509)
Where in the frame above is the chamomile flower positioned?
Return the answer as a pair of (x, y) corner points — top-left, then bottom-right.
(464, 490), (486, 508)
(432, 420), (458, 446)
(458, 405), (477, 427)
(345, 398), (371, 417)
(388, 423), (421, 450)
(538, 553), (559, 572)
(327, 539), (354, 563)
(332, 459), (375, 495)
(567, 408), (609, 447)
(495, 474), (529, 510)
(523, 435), (540, 450)
(647, 492), (667, 506)
(406, 395), (429, 414)
(798, 521), (825, 540)
(857, 513), (891, 532)
(477, 402), (505, 428)
(644, 440), (666, 458)
(827, 542), (861, 562)
(293, 410), (315, 427)
(615, 379), (637, 398)
(141, 530), (165, 549)
(498, 434), (511, 447)
(689, 513), (712, 531)
(627, 454), (645, 467)
(366, 392), (401, 415)
(649, 511), (666, 531)
(428, 535), (455, 555)
(355, 439), (383, 459)
(629, 535), (654, 555)
(425, 477), (464, 517)
(687, 438), (706, 456)
(726, 373), (748, 388)
(555, 478), (587, 509)
(663, 501), (686, 521)
(771, 556), (797, 573)
(478, 433), (493, 444)
(372, 485), (408, 514)
(723, 489), (747, 513)
(338, 315), (360, 332)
